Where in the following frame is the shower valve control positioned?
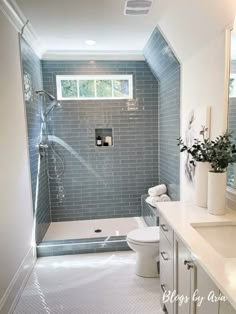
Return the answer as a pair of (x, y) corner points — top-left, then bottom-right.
(58, 186), (64, 192)
(39, 142), (49, 157)
(39, 143), (49, 149)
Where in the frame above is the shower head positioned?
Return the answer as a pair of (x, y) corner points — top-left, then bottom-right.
(34, 90), (55, 101)
(35, 90), (60, 119)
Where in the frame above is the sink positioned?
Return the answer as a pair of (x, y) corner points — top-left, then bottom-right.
(191, 222), (236, 258)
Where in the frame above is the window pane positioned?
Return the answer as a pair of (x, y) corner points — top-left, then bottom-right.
(113, 80), (129, 97)
(79, 80), (95, 97)
(61, 80), (77, 98)
(96, 80), (112, 97)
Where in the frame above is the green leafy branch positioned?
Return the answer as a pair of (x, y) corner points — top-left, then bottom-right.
(177, 127), (236, 172)
(208, 132), (236, 172)
(177, 126), (211, 165)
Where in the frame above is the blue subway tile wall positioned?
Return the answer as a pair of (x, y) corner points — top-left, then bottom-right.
(37, 236), (130, 257)
(42, 60), (159, 221)
(20, 39), (51, 243)
(141, 195), (159, 226)
(227, 60), (236, 187)
(144, 27), (180, 200)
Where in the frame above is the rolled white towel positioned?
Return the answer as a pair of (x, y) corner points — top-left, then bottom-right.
(148, 184), (167, 197)
(145, 196), (161, 207)
(160, 194), (171, 202)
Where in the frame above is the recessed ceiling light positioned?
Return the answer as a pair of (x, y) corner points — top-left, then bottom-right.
(85, 40), (96, 46)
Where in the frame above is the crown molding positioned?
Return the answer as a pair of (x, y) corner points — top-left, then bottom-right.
(0, 0), (45, 58)
(42, 50), (145, 61)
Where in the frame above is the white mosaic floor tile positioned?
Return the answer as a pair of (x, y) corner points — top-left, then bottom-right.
(14, 252), (164, 314)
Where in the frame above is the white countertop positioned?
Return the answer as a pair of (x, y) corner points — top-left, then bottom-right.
(156, 201), (236, 310)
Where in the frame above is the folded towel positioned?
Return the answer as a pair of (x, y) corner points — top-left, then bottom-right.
(145, 194), (171, 206)
(160, 194), (171, 202)
(148, 184), (167, 197)
(145, 196), (161, 207)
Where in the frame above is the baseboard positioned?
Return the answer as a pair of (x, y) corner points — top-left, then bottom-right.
(0, 247), (36, 314)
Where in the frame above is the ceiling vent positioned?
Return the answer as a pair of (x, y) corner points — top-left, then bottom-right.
(124, 0), (153, 15)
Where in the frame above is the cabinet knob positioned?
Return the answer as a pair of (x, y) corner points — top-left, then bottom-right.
(161, 252), (169, 261)
(161, 224), (169, 232)
(184, 260), (194, 270)
(160, 284), (166, 293)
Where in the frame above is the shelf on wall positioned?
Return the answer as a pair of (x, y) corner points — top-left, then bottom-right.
(95, 128), (113, 147)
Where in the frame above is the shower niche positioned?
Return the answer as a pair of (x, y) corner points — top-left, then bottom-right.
(95, 128), (113, 147)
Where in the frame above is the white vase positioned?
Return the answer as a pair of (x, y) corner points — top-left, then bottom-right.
(194, 161), (211, 208)
(207, 172), (227, 215)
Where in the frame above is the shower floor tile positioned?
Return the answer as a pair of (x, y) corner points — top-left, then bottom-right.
(43, 217), (146, 241)
(14, 251), (163, 314)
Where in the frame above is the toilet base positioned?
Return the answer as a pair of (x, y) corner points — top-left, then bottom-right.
(135, 254), (159, 278)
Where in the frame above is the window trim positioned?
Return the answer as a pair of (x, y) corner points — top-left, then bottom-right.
(56, 75), (133, 100)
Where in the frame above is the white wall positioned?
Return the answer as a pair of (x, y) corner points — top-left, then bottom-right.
(155, 0), (236, 201)
(180, 32), (228, 201)
(0, 9), (35, 309)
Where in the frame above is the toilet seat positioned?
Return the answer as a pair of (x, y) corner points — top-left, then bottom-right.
(127, 226), (160, 245)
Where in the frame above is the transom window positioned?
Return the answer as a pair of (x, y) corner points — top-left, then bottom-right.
(56, 75), (133, 100)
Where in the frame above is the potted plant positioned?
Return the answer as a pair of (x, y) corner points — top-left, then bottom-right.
(207, 132), (236, 215)
(178, 126), (212, 207)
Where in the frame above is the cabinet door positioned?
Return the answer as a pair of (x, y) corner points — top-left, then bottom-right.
(175, 235), (192, 314)
(160, 215), (174, 246)
(194, 260), (219, 314)
(219, 300), (236, 314)
(160, 230), (173, 314)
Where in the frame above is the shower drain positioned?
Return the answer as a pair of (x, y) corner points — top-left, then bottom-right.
(94, 229), (102, 233)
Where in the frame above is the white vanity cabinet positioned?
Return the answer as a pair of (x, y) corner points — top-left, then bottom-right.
(159, 215), (174, 314)
(219, 300), (236, 314)
(193, 260), (219, 314)
(174, 234), (219, 314)
(174, 233), (192, 314)
(159, 212), (236, 314)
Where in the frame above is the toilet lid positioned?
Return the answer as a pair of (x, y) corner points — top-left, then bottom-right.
(127, 226), (160, 243)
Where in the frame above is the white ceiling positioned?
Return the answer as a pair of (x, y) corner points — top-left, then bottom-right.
(15, 0), (160, 58)
(153, 0), (236, 62)
(14, 0), (236, 61)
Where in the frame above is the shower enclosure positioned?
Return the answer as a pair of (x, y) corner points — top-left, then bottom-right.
(20, 26), (180, 257)
(37, 59), (159, 256)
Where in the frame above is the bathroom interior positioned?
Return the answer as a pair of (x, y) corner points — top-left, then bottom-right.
(2, 0), (236, 313)
(20, 2), (181, 257)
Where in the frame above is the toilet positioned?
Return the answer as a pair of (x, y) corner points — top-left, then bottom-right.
(127, 226), (160, 278)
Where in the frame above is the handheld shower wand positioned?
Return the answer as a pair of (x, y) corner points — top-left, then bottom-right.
(44, 101), (61, 117)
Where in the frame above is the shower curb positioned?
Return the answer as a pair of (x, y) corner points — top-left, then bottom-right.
(37, 236), (130, 257)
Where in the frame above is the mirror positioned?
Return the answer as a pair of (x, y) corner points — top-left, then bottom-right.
(227, 30), (236, 189)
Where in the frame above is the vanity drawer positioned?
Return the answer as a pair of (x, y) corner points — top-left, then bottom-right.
(160, 230), (174, 314)
(160, 215), (174, 246)
(160, 269), (174, 314)
(160, 230), (173, 288)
